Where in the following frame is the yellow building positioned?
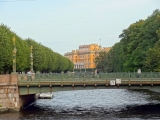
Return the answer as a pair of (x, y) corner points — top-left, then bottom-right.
(64, 44), (111, 69)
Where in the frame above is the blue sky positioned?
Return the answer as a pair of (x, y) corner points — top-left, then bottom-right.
(0, 0), (160, 55)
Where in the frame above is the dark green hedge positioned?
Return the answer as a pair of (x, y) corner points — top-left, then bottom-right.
(0, 24), (74, 74)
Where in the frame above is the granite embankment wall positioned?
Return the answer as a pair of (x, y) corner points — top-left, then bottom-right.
(0, 74), (36, 111)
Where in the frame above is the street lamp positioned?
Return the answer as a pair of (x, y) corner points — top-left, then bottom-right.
(12, 36), (17, 73)
(30, 45), (34, 72)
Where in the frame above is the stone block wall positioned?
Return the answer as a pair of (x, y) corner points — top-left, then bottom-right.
(0, 74), (36, 111)
(0, 74), (20, 110)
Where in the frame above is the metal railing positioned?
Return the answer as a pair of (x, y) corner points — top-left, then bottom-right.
(18, 72), (160, 82)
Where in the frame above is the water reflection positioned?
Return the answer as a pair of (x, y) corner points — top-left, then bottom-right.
(1, 89), (160, 120)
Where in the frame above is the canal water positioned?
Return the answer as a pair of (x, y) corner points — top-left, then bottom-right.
(1, 89), (160, 120)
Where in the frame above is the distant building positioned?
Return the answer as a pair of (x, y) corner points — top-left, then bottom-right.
(64, 44), (111, 69)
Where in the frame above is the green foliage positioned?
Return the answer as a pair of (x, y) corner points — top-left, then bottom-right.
(94, 51), (108, 72)
(0, 24), (73, 73)
(16, 36), (30, 71)
(145, 40), (160, 71)
(0, 24), (15, 73)
(97, 9), (160, 72)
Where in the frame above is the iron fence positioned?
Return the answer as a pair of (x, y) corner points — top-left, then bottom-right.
(17, 72), (160, 81)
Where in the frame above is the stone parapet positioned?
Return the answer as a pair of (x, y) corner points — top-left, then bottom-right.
(0, 74), (20, 110)
(0, 74), (36, 111)
(0, 74), (10, 85)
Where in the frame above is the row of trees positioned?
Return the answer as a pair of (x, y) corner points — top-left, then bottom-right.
(0, 24), (74, 74)
(95, 9), (160, 72)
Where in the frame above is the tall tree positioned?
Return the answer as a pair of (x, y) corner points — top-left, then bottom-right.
(94, 51), (108, 72)
(96, 9), (160, 72)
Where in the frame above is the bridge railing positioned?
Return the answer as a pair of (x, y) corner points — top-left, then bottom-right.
(99, 72), (160, 80)
(35, 72), (93, 80)
(18, 72), (160, 82)
(25, 72), (160, 81)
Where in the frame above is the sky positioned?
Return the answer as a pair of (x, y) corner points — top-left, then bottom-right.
(0, 0), (160, 55)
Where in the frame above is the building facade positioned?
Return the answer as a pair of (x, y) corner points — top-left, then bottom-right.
(64, 44), (111, 69)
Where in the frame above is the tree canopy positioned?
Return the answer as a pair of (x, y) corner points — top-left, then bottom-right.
(0, 24), (73, 74)
(95, 9), (160, 72)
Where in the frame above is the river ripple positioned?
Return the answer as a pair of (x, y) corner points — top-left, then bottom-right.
(1, 89), (160, 120)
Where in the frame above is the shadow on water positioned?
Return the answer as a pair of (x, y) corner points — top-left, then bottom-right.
(118, 103), (160, 119)
(115, 89), (160, 119)
(18, 102), (160, 120)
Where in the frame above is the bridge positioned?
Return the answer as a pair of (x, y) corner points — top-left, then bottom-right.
(18, 72), (160, 95)
(1, 72), (160, 111)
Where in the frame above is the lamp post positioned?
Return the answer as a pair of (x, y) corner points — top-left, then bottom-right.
(12, 36), (17, 73)
(30, 45), (34, 72)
